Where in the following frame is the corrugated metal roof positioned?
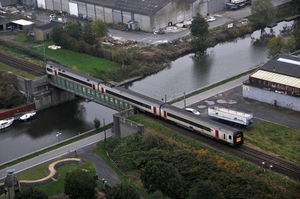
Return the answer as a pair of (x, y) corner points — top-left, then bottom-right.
(11, 19), (34, 26)
(251, 70), (300, 88)
(78, 0), (193, 16)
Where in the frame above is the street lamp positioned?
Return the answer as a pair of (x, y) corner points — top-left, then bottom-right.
(56, 132), (62, 142)
(33, 43), (46, 66)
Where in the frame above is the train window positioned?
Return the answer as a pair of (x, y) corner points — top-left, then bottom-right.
(87, 79), (90, 81)
(224, 134), (225, 139)
(229, 135), (232, 140)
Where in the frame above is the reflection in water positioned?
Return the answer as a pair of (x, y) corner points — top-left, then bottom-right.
(0, 99), (117, 164)
(127, 21), (294, 101)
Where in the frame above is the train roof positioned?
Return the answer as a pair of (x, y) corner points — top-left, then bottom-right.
(115, 86), (165, 105)
(162, 104), (241, 134)
(46, 61), (105, 83)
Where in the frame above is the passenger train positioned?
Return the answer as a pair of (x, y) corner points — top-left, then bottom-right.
(46, 61), (243, 147)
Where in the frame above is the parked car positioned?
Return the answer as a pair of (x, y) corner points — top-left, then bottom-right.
(185, 108), (201, 115)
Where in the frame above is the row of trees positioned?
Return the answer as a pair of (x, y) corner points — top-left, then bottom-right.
(51, 20), (134, 70)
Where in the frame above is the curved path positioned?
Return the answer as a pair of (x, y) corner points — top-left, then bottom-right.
(0, 158), (81, 188)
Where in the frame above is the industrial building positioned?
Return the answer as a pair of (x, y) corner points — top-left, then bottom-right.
(243, 54), (300, 112)
(15, 0), (227, 32)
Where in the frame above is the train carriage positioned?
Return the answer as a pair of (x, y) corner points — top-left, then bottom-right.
(106, 86), (165, 116)
(161, 104), (243, 146)
(46, 61), (103, 95)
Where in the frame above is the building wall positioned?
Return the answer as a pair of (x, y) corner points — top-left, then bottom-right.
(113, 109), (144, 138)
(27, 0), (222, 32)
(16, 75), (76, 110)
(0, 0), (18, 7)
(33, 27), (44, 40)
(61, 0), (69, 12)
(242, 85), (300, 111)
(53, 0), (62, 11)
(87, 3), (95, 19)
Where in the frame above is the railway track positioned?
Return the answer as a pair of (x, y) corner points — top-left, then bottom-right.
(143, 113), (300, 182)
(0, 51), (45, 76)
(236, 145), (300, 181)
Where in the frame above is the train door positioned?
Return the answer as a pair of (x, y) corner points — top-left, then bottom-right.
(153, 106), (157, 116)
(163, 110), (167, 120)
(215, 129), (219, 140)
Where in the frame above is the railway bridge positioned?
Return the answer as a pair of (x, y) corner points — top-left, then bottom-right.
(47, 74), (132, 112)
(47, 73), (144, 138)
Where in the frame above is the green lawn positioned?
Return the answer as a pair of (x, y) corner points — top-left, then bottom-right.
(44, 47), (120, 77)
(243, 122), (300, 164)
(17, 159), (96, 197)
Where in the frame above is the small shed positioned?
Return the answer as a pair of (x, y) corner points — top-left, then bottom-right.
(33, 22), (63, 41)
(10, 19), (34, 31)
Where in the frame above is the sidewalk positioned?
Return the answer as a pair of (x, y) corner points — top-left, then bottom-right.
(172, 75), (248, 108)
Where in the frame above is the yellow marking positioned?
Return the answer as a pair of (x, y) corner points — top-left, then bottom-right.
(236, 137), (241, 142)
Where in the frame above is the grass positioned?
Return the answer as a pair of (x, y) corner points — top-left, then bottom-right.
(0, 62), (36, 79)
(17, 164), (49, 180)
(17, 159), (96, 197)
(244, 121), (300, 164)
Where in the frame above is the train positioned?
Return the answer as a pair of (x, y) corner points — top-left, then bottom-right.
(45, 61), (243, 146)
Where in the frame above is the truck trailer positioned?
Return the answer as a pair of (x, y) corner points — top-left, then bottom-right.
(207, 106), (253, 127)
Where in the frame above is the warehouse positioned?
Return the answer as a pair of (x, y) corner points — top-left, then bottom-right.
(19, 0), (225, 32)
(243, 54), (300, 112)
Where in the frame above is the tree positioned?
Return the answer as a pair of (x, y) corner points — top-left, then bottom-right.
(267, 35), (297, 58)
(0, 72), (26, 108)
(251, 0), (277, 26)
(91, 19), (108, 39)
(51, 26), (65, 45)
(82, 22), (96, 44)
(64, 169), (97, 199)
(15, 187), (48, 199)
(267, 36), (285, 57)
(190, 15), (209, 37)
(140, 161), (184, 199)
(64, 20), (82, 40)
(113, 48), (132, 67)
(94, 117), (100, 129)
(284, 35), (297, 53)
(190, 15), (210, 56)
(291, 0), (300, 13)
(106, 182), (140, 199)
(292, 20), (300, 49)
(188, 180), (223, 199)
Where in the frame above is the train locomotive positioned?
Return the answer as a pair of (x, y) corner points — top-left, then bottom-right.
(46, 61), (243, 147)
